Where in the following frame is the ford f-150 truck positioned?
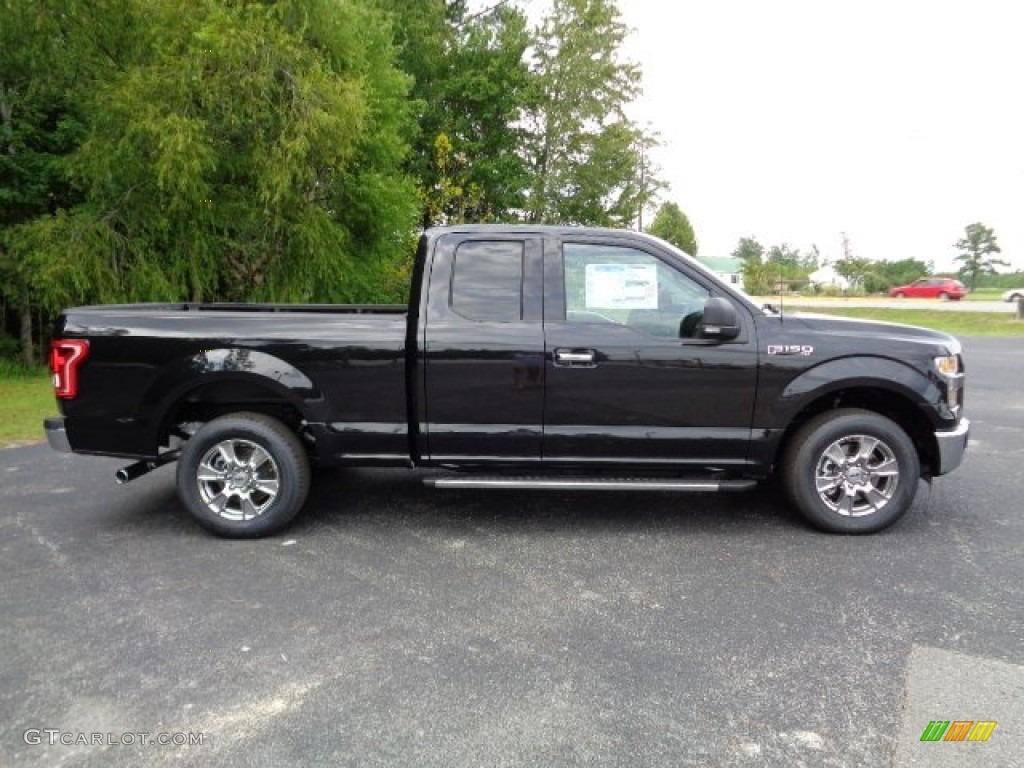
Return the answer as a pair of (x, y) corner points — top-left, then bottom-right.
(44, 225), (969, 537)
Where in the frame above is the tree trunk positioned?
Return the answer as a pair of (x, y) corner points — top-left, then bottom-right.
(19, 300), (35, 367)
(1017, 296), (1024, 322)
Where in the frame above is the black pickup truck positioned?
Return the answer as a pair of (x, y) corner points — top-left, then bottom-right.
(45, 225), (969, 537)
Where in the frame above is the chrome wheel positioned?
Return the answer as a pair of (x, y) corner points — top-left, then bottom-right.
(814, 434), (900, 517)
(196, 439), (281, 521)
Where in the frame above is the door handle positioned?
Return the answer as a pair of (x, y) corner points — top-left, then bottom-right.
(554, 349), (597, 367)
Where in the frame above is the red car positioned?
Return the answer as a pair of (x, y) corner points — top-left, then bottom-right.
(889, 277), (966, 300)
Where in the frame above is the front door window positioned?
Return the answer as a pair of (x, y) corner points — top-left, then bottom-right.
(563, 243), (710, 339)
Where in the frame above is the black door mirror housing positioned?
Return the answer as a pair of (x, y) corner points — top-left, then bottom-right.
(698, 297), (740, 340)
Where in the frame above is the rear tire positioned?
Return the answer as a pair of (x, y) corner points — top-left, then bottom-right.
(176, 412), (310, 538)
(781, 409), (920, 533)
(938, 291), (950, 301)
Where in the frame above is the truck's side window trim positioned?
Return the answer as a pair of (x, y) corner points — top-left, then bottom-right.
(449, 240), (525, 323)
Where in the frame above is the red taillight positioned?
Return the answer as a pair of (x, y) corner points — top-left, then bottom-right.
(49, 339), (89, 399)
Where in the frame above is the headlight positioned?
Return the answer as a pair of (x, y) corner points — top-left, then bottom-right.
(934, 355), (960, 376)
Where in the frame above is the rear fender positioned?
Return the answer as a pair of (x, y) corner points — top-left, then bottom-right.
(144, 348), (323, 444)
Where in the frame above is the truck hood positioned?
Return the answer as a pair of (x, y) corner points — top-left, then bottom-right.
(788, 311), (961, 355)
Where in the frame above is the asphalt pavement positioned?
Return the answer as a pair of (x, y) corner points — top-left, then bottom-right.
(2, 338), (1022, 767)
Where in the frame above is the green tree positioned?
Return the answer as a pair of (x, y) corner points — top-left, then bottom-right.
(864, 257), (931, 292)
(0, 0), (90, 364)
(378, 1), (531, 227)
(764, 243), (817, 287)
(732, 236), (765, 263)
(766, 243), (803, 276)
(732, 236), (771, 294)
(523, 0), (659, 226)
(376, 0), (462, 226)
(14, 0), (419, 311)
(803, 244), (821, 273)
(423, 131), (484, 226)
(428, 3), (532, 225)
(834, 256), (874, 292)
(955, 222), (1007, 291)
(647, 202), (697, 255)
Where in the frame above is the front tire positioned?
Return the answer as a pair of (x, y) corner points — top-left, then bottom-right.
(938, 291), (950, 301)
(176, 412), (310, 538)
(894, 291), (906, 299)
(781, 409), (920, 533)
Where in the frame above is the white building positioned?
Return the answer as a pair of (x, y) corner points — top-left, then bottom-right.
(698, 256), (745, 291)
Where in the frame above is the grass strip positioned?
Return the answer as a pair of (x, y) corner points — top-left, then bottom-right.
(0, 372), (53, 448)
(791, 307), (1024, 336)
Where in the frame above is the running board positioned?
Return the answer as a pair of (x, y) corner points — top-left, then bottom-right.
(425, 476), (756, 492)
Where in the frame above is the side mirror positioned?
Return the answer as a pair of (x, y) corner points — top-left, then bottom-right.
(698, 297), (741, 340)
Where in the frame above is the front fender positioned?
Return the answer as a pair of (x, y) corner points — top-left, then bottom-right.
(759, 355), (949, 429)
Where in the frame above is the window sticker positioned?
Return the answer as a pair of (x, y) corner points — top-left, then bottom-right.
(584, 263), (658, 309)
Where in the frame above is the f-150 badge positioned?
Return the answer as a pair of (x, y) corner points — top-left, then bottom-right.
(767, 344), (814, 356)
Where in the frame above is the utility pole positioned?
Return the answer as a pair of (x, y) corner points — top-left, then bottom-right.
(636, 140), (646, 231)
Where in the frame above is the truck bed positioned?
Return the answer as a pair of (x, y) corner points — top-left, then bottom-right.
(56, 303), (412, 460)
(64, 301), (408, 314)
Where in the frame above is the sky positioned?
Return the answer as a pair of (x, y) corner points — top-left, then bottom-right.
(524, 0), (1024, 271)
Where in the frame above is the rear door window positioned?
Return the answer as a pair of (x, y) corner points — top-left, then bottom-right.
(451, 240), (524, 322)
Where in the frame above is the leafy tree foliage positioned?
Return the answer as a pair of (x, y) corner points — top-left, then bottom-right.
(732, 237), (765, 264)
(377, 1), (532, 227)
(732, 237), (818, 293)
(955, 222), (1007, 291)
(733, 236), (819, 292)
(861, 258), (931, 293)
(647, 202), (697, 256)
(967, 269), (1024, 291)
(778, 245), (817, 273)
(383, 0), (655, 228)
(766, 243), (819, 279)
(732, 237), (770, 294)
(1, 0), (661, 362)
(0, 2), (82, 230)
(834, 255), (874, 291)
(0, 0), (93, 363)
(10, 0), (419, 315)
(426, 4), (533, 225)
(523, 0), (659, 226)
(375, 0), (454, 166)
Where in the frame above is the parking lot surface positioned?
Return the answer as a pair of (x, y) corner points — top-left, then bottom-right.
(2, 338), (1022, 767)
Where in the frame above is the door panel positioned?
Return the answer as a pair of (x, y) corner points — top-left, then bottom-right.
(542, 239), (758, 466)
(422, 235), (545, 462)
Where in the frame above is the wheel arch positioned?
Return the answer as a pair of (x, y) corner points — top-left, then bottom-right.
(144, 348), (322, 453)
(775, 386), (939, 478)
(158, 375), (308, 440)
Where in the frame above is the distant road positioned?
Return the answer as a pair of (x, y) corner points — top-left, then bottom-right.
(749, 296), (1014, 313)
